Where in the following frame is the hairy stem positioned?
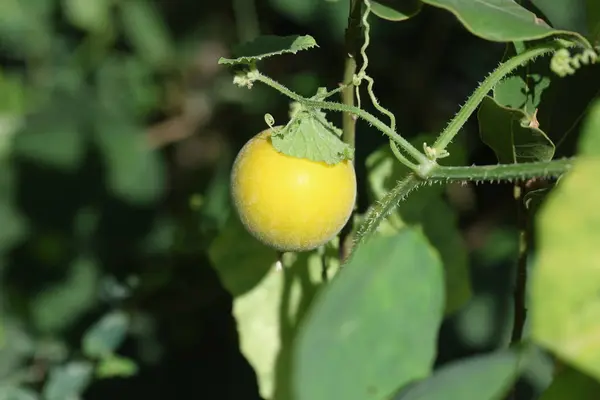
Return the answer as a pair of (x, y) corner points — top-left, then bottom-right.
(351, 174), (422, 255)
(432, 42), (563, 153)
(252, 72), (430, 167)
(426, 158), (574, 182)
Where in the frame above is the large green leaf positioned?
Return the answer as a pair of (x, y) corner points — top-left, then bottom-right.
(479, 96), (555, 164)
(394, 349), (521, 399)
(421, 0), (589, 44)
(530, 100), (600, 380)
(366, 137), (471, 315)
(530, 0), (588, 34)
(293, 229), (445, 400)
(539, 366), (600, 400)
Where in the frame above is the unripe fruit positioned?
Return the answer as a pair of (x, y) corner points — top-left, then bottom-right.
(230, 128), (357, 252)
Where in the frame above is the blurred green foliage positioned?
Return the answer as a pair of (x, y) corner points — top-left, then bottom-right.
(0, 0), (598, 399)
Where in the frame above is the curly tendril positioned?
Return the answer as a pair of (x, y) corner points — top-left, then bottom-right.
(550, 47), (598, 77)
(354, 0), (397, 133)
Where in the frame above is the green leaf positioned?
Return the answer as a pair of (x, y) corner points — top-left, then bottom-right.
(365, 138), (471, 315)
(587, 0), (600, 42)
(0, 199), (27, 253)
(233, 250), (335, 400)
(530, 100), (600, 380)
(293, 229), (445, 400)
(530, 0), (588, 33)
(42, 361), (94, 400)
(0, 385), (39, 400)
(394, 349), (521, 400)
(96, 55), (160, 118)
(494, 74), (551, 115)
(94, 119), (166, 205)
(421, 0), (590, 44)
(0, 318), (35, 379)
(63, 0), (112, 33)
(118, 0), (173, 69)
(0, 0), (53, 57)
(539, 366), (600, 400)
(208, 215), (278, 297)
(370, 0), (423, 21)
(479, 96), (555, 164)
(95, 354), (138, 379)
(82, 310), (129, 359)
(218, 35), (318, 65)
(270, 111), (353, 164)
(13, 92), (87, 171)
(31, 257), (99, 334)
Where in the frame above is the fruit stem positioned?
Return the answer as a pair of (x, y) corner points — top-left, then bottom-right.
(252, 71), (430, 169)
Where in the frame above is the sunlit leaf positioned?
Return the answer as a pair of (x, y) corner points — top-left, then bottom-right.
(530, 100), (600, 380)
(96, 355), (139, 379)
(233, 250), (334, 399)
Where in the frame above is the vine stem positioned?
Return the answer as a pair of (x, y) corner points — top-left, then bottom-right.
(351, 174), (422, 255)
(251, 71), (431, 168)
(426, 158), (574, 182)
(432, 41), (563, 154)
(338, 0), (364, 263)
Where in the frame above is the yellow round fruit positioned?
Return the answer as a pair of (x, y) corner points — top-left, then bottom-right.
(230, 128), (356, 252)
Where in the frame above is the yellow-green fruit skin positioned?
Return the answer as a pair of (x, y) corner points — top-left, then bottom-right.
(231, 128), (357, 252)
